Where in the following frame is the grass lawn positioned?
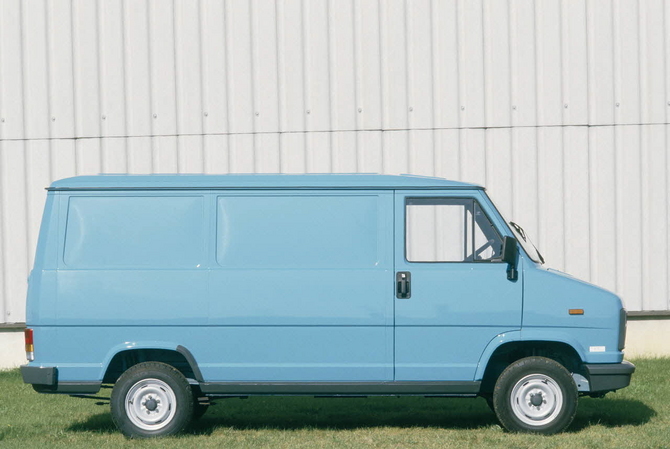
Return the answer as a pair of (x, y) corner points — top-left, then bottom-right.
(0, 358), (667, 448)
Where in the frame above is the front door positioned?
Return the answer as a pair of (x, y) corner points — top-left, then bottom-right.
(394, 190), (522, 381)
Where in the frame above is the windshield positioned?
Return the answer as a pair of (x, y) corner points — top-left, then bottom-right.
(509, 222), (545, 264)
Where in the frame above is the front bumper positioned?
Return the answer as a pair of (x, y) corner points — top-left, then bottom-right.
(20, 365), (100, 394)
(585, 360), (635, 393)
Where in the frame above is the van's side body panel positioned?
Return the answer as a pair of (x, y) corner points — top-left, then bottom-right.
(206, 191), (394, 381)
(21, 174), (632, 398)
(37, 187), (395, 383)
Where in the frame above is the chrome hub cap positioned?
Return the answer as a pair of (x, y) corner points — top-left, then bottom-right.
(125, 378), (177, 431)
(510, 374), (563, 426)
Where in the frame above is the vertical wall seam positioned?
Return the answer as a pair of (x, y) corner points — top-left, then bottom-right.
(0, 141), (5, 320)
(403, 0), (410, 133)
(639, 121), (648, 309)
(146, 0), (156, 171)
(532, 0), (541, 240)
(456, 0), (465, 128)
(427, 0), (435, 130)
(430, 0), (439, 132)
(666, 0), (670, 123)
(44, 0), (53, 141)
(639, 0), (648, 124)
(508, 0), (516, 129)
(198, 0), (207, 137)
(559, 0), (567, 124)
(274, 0), (284, 170)
(588, 128), (597, 284)
(95, 0), (104, 158)
(195, 0), (205, 170)
(44, 0), (54, 189)
(249, 0), (258, 172)
(0, 2), (5, 318)
(19, 0), (31, 275)
(377, 0), (388, 130)
(666, 124), (670, 309)
(223, 0), (232, 171)
(171, 0), (180, 170)
(323, 0), (333, 133)
(120, 0), (129, 171)
(585, 0), (594, 124)
(353, 0), (362, 170)
(482, 0), (489, 128)
(557, 0), (565, 126)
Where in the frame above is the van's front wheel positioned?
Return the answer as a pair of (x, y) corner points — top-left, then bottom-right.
(493, 356), (578, 434)
(111, 362), (194, 438)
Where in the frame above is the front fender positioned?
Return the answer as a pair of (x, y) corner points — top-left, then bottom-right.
(474, 330), (589, 381)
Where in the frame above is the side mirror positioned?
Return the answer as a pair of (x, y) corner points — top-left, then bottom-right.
(501, 236), (518, 281)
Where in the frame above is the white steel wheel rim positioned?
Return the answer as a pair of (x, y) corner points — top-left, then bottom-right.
(125, 378), (177, 431)
(510, 374), (564, 427)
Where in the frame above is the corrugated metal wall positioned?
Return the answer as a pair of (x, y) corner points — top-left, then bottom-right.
(1, 0), (669, 324)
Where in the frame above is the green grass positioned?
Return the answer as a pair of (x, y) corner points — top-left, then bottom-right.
(0, 358), (668, 448)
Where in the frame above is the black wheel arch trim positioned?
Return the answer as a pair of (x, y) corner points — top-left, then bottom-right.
(176, 345), (204, 382)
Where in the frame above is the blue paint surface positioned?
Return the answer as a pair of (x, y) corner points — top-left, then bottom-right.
(25, 174), (626, 385)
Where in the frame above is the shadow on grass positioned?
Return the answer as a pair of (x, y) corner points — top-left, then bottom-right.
(66, 395), (655, 435)
(568, 397), (656, 431)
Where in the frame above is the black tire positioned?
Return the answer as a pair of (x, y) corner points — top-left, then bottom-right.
(111, 362), (194, 438)
(492, 356), (578, 434)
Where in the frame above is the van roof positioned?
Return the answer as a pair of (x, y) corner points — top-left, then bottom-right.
(48, 174), (482, 190)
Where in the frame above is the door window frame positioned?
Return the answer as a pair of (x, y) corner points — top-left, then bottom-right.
(403, 196), (505, 264)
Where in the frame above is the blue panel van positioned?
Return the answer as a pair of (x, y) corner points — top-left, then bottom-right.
(21, 174), (634, 437)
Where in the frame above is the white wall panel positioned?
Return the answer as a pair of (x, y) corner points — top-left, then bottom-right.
(123, 0), (152, 136)
(0, 0), (25, 140)
(356, 0), (383, 130)
(0, 141), (29, 323)
(175, 0), (204, 136)
(200, 0), (229, 135)
(1, 0), (670, 139)
(562, 0), (589, 125)
(149, 0), (178, 135)
(1, 0), (670, 324)
(72, 0), (102, 138)
(431, 0), (460, 129)
(99, 0), (128, 137)
(484, 0), (511, 128)
(48, 0), (76, 138)
(22, 0), (51, 139)
(252, 0), (280, 133)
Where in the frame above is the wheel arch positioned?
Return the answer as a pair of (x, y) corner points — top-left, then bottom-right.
(102, 344), (203, 384)
(476, 332), (586, 394)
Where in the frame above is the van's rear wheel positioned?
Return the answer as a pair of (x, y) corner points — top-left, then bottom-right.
(493, 357), (577, 434)
(111, 362), (193, 438)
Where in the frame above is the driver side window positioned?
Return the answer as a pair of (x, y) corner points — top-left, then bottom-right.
(406, 198), (503, 263)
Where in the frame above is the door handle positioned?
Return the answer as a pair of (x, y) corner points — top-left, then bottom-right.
(396, 271), (411, 299)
